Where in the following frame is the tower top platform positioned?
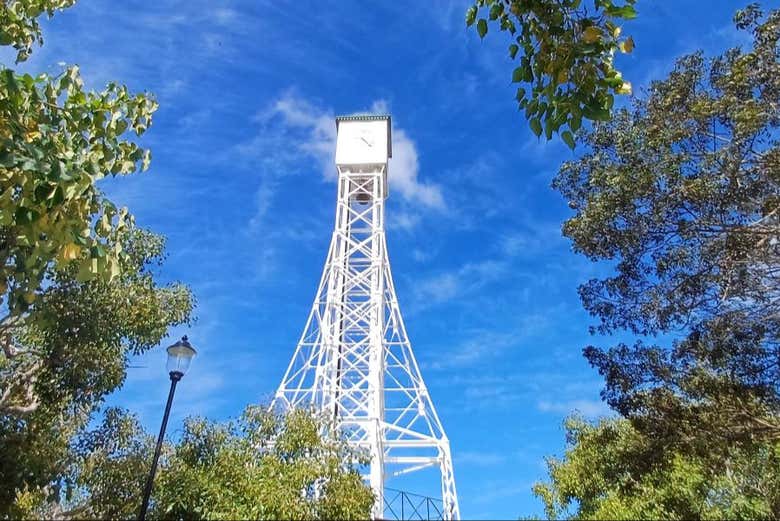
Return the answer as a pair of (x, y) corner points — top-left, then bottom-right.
(335, 113), (390, 122)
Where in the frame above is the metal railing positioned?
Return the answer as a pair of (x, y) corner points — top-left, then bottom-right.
(383, 488), (444, 521)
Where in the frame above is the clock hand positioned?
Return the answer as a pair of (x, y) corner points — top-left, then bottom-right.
(361, 137), (373, 147)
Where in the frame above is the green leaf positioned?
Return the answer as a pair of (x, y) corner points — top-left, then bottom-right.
(522, 63), (533, 82)
(34, 183), (55, 203)
(0, 151), (17, 167)
(561, 130), (575, 150)
(570, 114), (582, 132)
(76, 259), (95, 282)
(512, 66), (523, 83)
(90, 244), (106, 258)
(515, 87), (526, 102)
(141, 149), (151, 171)
(465, 6), (477, 26)
(606, 5), (637, 19)
(582, 102), (611, 121)
(509, 43), (519, 59)
(2, 69), (19, 93)
(530, 117), (542, 137)
(477, 19), (488, 39)
(619, 36), (635, 53)
(14, 207), (39, 225)
(489, 3), (503, 20)
(582, 26), (602, 43)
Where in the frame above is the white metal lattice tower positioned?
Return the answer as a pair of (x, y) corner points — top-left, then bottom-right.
(273, 115), (459, 520)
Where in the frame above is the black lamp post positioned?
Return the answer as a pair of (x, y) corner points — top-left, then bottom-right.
(138, 336), (197, 521)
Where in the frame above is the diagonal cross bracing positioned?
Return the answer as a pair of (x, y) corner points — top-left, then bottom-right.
(273, 162), (459, 520)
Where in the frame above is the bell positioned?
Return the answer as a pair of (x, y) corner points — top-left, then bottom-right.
(356, 191), (371, 204)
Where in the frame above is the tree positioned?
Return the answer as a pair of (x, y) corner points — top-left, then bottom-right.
(533, 416), (780, 520)
(153, 407), (374, 520)
(0, 4), (369, 520)
(15, 406), (374, 520)
(553, 2), (779, 457)
(466, 0), (637, 147)
(0, 229), (194, 517)
(0, 0), (158, 315)
(0, 4), (196, 515)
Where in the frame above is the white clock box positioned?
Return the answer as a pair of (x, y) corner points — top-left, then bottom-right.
(335, 114), (392, 165)
(335, 114), (392, 202)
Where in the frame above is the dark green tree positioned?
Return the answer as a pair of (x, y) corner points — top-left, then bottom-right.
(467, 0), (637, 147)
(0, 229), (193, 516)
(554, 2), (779, 457)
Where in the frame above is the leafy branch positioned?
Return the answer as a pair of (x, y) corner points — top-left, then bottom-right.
(467, 0), (637, 148)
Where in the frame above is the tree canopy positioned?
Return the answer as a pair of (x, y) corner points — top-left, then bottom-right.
(0, 0), (201, 517)
(153, 407), (374, 520)
(0, 0), (157, 314)
(14, 406), (374, 520)
(553, 2), (780, 451)
(0, 4), (196, 514)
(0, 5), (373, 519)
(534, 7), (780, 519)
(467, 0), (637, 147)
(533, 416), (780, 520)
(0, 229), (193, 517)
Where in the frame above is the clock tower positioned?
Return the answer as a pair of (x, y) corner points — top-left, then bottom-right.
(274, 114), (459, 520)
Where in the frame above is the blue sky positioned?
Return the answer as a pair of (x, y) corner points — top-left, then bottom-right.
(7, 1), (761, 518)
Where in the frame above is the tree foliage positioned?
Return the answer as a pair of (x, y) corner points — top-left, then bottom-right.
(0, 0), (76, 63)
(154, 408), (374, 520)
(15, 407), (374, 520)
(0, 0), (158, 315)
(0, 229), (194, 517)
(533, 416), (780, 520)
(0, 4), (194, 515)
(553, 1), (780, 464)
(467, 0), (636, 147)
(0, 3), (371, 520)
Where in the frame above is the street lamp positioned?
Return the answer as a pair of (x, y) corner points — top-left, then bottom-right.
(138, 336), (197, 521)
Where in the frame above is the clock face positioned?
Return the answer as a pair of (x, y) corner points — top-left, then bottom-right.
(335, 119), (389, 165)
(355, 128), (375, 148)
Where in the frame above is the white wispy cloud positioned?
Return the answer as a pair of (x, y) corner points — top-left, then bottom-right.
(414, 272), (460, 305)
(428, 330), (519, 370)
(455, 450), (505, 467)
(411, 248), (433, 263)
(411, 259), (508, 311)
(471, 481), (534, 505)
(428, 342), (605, 416)
(537, 398), (612, 419)
(248, 177), (280, 230)
(388, 211), (422, 232)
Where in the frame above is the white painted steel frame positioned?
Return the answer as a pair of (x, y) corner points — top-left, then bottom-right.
(273, 164), (459, 520)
